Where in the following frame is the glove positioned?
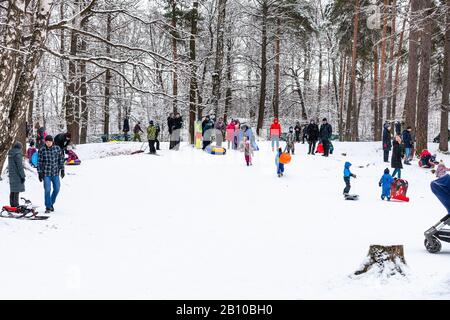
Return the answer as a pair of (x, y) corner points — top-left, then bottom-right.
(38, 172), (44, 182)
(60, 170), (65, 179)
(379, 182), (382, 187)
(21, 177), (25, 184)
(351, 174), (357, 178)
(383, 144), (387, 149)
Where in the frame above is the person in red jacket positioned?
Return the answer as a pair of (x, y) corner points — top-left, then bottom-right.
(270, 118), (282, 152)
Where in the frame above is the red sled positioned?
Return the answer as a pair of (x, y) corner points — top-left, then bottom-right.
(316, 143), (324, 154)
(390, 179), (410, 202)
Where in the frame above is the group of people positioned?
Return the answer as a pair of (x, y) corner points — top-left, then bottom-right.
(8, 123), (71, 213)
(269, 118), (333, 157)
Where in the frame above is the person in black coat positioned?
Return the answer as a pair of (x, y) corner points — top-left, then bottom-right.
(294, 121), (301, 143)
(8, 142), (25, 207)
(402, 126), (413, 165)
(201, 115), (215, 150)
(306, 120), (319, 155)
(391, 135), (404, 179)
(167, 113), (175, 149)
(54, 132), (72, 153)
(155, 123), (161, 150)
(123, 117), (130, 141)
(319, 118), (332, 157)
(382, 123), (392, 162)
(172, 113), (183, 150)
(302, 124), (308, 144)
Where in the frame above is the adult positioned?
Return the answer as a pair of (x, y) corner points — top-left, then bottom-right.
(172, 113), (183, 150)
(395, 121), (402, 136)
(35, 122), (46, 149)
(319, 118), (332, 157)
(167, 113), (175, 149)
(294, 121), (302, 143)
(147, 121), (157, 154)
(382, 123), (392, 163)
(402, 126), (413, 165)
(233, 120), (241, 150)
(54, 132), (71, 154)
(302, 124), (308, 144)
(155, 123), (161, 150)
(133, 122), (144, 142)
(37, 135), (65, 213)
(270, 118), (282, 152)
(123, 117), (130, 141)
(201, 115), (215, 150)
(306, 119), (319, 155)
(8, 142), (25, 207)
(391, 135), (404, 179)
(226, 120), (236, 149)
(214, 117), (226, 147)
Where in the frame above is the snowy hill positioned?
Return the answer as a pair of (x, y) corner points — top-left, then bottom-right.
(1, 140), (450, 299)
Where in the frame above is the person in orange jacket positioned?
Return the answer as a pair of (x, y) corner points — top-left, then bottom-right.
(270, 118), (282, 152)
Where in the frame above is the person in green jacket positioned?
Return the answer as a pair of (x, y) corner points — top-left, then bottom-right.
(147, 121), (157, 154)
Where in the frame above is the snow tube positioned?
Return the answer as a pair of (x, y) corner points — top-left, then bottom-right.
(279, 153), (291, 164)
(65, 159), (81, 165)
(205, 145), (226, 155)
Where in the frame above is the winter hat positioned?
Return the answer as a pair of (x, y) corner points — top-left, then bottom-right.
(29, 140), (35, 147)
(150, 120), (154, 125)
(322, 118), (327, 122)
(384, 168), (390, 174)
(45, 135), (53, 142)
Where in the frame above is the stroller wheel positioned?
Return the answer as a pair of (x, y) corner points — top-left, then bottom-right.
(424, 237), (442, 253)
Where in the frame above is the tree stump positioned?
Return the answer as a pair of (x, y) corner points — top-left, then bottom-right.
(354, 245), (407, 276)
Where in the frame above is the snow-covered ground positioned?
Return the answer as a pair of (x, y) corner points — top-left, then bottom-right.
(1, 140), (450, 299)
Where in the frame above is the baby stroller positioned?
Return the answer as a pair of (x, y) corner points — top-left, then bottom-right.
(1, 198), (49, 220)
(424, 214), (450, 253)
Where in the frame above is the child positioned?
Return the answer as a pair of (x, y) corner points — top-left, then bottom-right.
(343, 162), (356, 195)
(240, 136), (254, 166)
(285, 127), (295, 155)
(435, 160), (450, 179)
(27, 140), (37, 166)
(379, 168), (394, 201)
(275, 148), (284, 177)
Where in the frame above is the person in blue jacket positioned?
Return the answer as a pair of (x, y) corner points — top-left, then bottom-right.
(379, 168), (394, 201)
(343, 162), (356, 195)
(402, 126), (413, 165)
(275, 148), (284, 177)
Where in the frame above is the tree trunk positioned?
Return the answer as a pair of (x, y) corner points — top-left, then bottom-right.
(65, 16), (80, 144)
(188, 0), (199, 144)
(404, 0), (422, 133)
(354, 245), (407, 276)
(273, 17), (281, 118)
(256, 0), (268, 136)
(439, 0), (450, 152)
(378, 0), (389, 131)
(392, 1), (408, 120)
(79, 17), (88, 145)
(212, 0), (227, 116)
(339, 55), (347, 141)
(373, 40), (380, 140)
(224, 35), (233, 124)
(103, 14), (112, 137)
(416, 0), (433, 154)
(0, 1), (53, 173)
(345, 0), (360, 141)
(386, 0), (396, 120)
(171, 0), (178, 114)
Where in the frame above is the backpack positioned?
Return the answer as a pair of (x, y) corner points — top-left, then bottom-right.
(31, 151), (38, 168)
